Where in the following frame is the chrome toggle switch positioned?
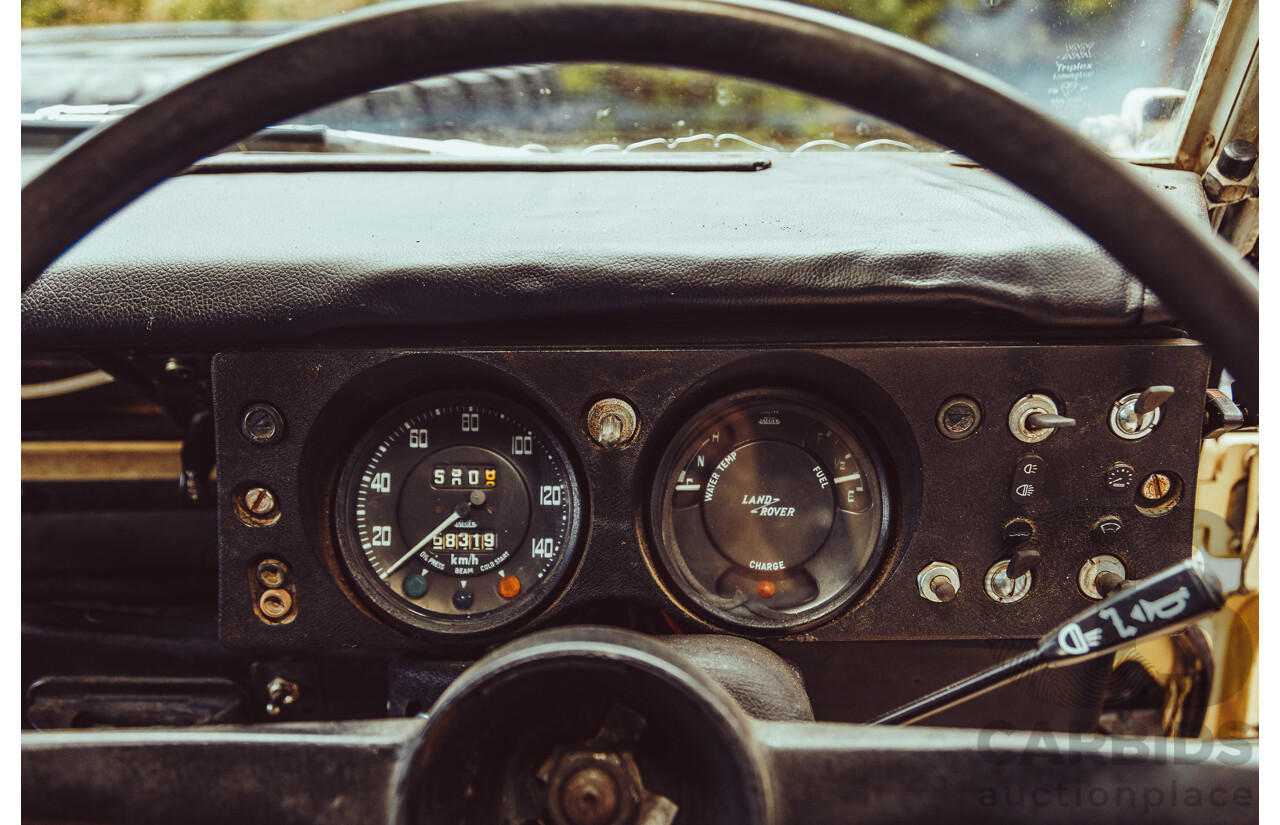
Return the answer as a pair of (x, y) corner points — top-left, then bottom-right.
(1110, 385), (1174, 440)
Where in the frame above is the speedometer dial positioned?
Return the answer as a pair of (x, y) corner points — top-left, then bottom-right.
(652, 390), (889, 632)
(335, 393), (581, 636)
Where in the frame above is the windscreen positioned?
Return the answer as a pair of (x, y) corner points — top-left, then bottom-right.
(22, 0), (1229, 160)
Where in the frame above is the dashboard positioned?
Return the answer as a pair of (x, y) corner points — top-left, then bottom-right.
(20, 148), (1232, 733)
(18, 2), (1261, 818)
(213, 340), (1208, 653)
(21, 153), (1227, 732)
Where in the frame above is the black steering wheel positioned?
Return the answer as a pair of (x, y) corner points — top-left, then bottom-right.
(20, 2), (1259, 823)
(21, 0), (1258, 388)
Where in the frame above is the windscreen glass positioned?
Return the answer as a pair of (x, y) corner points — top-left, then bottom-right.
(22, 0), (1229, 160)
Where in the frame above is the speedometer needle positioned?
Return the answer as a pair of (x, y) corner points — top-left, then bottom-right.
(380, 494), (484, 580)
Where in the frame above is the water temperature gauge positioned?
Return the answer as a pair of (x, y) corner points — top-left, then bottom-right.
(651, 390), (889, 632)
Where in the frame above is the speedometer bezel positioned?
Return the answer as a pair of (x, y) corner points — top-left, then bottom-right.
(334, 390), (585, 638)
(648, 387), (892, 634)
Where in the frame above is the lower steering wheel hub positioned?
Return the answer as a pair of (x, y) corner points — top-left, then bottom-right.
(409, 627), (767, 825)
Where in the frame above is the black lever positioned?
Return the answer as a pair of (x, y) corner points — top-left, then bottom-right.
(1025, 412), (1076, 430)
(1005, 548), (1041, 583)
(1001, 519), (1040, 585)
(870, 558), (1223, 725)
(1135, 385), (1175, 416)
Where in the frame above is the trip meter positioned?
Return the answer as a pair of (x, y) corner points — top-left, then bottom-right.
(651, 390), (888, 632)
(335, 392), (581, 636)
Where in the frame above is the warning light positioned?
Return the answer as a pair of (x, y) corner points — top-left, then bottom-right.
(757, 580), (776, 598)
(498, 575), (521, 599)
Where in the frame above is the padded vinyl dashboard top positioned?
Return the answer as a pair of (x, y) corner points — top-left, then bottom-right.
(22, 156), (1204, 348)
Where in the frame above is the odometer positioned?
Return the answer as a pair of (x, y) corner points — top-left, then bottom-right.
(335, 393), (581, 636)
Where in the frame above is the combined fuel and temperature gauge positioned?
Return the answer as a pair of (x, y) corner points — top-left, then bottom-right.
(651, 390), (889, 632)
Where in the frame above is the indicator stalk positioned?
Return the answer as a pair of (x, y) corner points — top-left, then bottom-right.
(870, 558), (1224, 725)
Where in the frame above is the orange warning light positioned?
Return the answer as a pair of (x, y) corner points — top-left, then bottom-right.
(757, 580), (776, 598)
(498, 575), (521, 599)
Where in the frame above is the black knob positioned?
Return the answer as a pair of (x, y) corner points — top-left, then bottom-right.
(1094, 570), (1128, 598)
(929, 575), (957, 603)
(1216, 139), (1258, 181)
(1204, 389), (1244, 439)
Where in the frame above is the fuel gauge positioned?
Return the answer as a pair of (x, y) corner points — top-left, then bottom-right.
(651, 390), (890, 632)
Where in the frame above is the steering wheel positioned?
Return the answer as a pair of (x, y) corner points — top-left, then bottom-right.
(21, 1), (1259, 823)
(21, 0), (1258, 387)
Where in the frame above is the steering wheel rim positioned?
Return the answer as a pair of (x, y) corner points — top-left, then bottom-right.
(21, 0), (1258, 387)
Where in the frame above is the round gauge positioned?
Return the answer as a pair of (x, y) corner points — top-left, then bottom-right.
(651, 390), (889, 632)
(335, 393), (582, 636)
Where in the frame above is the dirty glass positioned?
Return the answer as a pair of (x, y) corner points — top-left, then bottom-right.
(22, 0), (1228, 159)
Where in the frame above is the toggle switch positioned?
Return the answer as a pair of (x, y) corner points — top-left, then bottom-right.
(917, 562), (960, 604)
(1110, 385), (1173, 440)
(1002, 518), (1041, 584)
(1135, 386), (1175, 416)
(1078, 554), (1128, 600)
(984, 558), (1032, 603)
(1008, 393), (1072, 443)
(1025, 413), (1077, 431)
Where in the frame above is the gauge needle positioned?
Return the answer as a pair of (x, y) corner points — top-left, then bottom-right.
(380, 494), (483, 580)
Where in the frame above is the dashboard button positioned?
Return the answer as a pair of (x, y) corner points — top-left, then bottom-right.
(1003, 518), (1035, 545)
(1092, 516), (1124, 542)
(1104, 462), (1136, 492)
(1010, 455), (1046, 503)
(936, 396), (981, 440)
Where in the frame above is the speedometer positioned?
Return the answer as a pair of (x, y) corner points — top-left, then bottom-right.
(651, 389), (889, 632)
(335, 392), (582, 636)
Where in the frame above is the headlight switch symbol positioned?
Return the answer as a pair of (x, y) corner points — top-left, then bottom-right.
(1010, 455), (1046, 504)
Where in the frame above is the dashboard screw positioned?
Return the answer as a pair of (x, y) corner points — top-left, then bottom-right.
(1140, 473), (1172, 501)
(259, 588), (293, 620)
(256, 559), (287, 588)
(265, 677), (300, 716)
(240, 402), (285, 446)
(560, 766), (620, 825)
(163, 357), (195, 381)
(244, 486), (277, 517)
(936, 396), (981, 440)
